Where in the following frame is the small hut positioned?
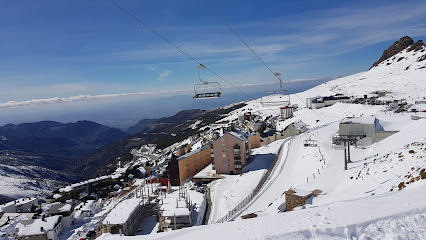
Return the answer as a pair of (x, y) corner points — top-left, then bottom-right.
(284, 188), (322, 211)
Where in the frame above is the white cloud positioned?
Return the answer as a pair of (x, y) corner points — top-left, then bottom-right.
(158, 70), (171, 81)
(0, 89), (185, 109)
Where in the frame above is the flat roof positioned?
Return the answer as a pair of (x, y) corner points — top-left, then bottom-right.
(159, 195), (191, 217)
(193, 163), (217, 179)
(341, 116), (375, 125)
(103, 199), (142, 225)
(15, 216), (61, 236)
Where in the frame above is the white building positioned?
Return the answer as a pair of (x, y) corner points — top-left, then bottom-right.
(307, 94), (350, 109)
(0, 198), (39, 214)
(15, 216), (62, 240)
(334, 116), (398, 146)
(74, 200), (101, 220)
(45, 203), (75, 229)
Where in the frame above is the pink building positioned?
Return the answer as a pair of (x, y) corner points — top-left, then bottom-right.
(212, 131), (252, 174)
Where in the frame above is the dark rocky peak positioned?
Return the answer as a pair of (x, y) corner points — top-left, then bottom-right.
(407, 40), (425, 52)
(370, 36), (414, 69)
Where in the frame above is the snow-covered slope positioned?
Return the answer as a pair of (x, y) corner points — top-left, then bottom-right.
(100, 187), (426, 240)
(98, 40), (426, 239)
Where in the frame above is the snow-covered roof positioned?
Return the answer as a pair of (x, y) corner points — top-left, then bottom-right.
(228, 131), (248, 142)
(288, 188), (312, 197)
(59, 175), (111, 192)
(47, 203), (72, 215)
(15, 216), (61, 236)
(15, 198), (37, 207)
(293, 121), (308, 132)
(0, 198), (37, 211)
(160, 195), (191, 217)
(177, 145), (210, 161)
(53, 194), (62, 199)
(193, 163), (217, 179)
(0, 213), (34, 227)
(341, 116), (376, 125)
(103, 199), (142, 225)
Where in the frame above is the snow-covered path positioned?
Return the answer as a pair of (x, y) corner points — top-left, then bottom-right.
(237, 123), (334, 216)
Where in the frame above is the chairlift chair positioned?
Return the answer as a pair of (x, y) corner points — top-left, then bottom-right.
(304, 136), (318, 147)
(260, 72), (291, 106)
(193, 64), (222, 99)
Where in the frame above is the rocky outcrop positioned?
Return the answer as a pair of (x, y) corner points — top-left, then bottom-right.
(370, 36), (414, 69)
(408, 40), (425, 52)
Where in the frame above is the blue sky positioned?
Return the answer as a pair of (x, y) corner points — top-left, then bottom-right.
(1, 0), (426, 104)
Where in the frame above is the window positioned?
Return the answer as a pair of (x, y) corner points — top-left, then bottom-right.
(233, 144), (241, 155)
(222, 154), (226, 158)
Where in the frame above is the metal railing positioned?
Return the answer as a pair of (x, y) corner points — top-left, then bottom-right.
(214, 138), (291, 224)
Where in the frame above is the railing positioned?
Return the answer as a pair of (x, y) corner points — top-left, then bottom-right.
(213, 138), (290, 224)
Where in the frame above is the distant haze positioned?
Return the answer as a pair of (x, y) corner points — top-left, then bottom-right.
(0, 78), (333, 130)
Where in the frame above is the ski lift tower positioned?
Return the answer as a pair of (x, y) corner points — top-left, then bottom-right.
(333, 134), (366, 170)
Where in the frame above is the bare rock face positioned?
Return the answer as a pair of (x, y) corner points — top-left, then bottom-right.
(370, 36), (414, 69)
(408, 40), (425, 52)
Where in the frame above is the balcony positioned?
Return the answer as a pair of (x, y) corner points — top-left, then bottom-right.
(234, 161), (241, 165)
(234, 156), (241, 160)
(235, 165), (242, 169)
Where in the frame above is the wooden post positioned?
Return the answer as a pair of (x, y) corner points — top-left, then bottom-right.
(174, 214), (177, 230)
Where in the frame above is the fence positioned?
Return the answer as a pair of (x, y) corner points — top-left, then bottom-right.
(214, 138), (291, 224)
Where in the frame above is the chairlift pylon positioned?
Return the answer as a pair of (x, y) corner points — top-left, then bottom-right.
(193, 64), (222, 99)
(260, 72), (290, 106)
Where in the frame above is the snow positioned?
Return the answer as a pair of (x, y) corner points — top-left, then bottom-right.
(290, 188), (312, 197)
(12, 44), (426, 240)
(53, 194), (62, 199)
(190, 140), (203, 152)
(135, 216), (158, 236)
(59, 175), (111, 193)
(103, 199), (142, 225)
(98, 187), (426, 240)
(15, 216), (61, 236)
(177, 145), (210, 161)
(57, 204), (72, 213)
(341, 116), (376, 125)
(208, 140), (283, 223)
(192, 164), (216, 179)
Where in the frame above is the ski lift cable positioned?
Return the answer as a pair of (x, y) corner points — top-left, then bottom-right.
(107, 0), (248, 99)
(107, 0), (280, 114)
(202, 0), (337, 132)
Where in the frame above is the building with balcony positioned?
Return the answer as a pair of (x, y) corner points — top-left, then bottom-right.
(212, 131), (252, 175)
